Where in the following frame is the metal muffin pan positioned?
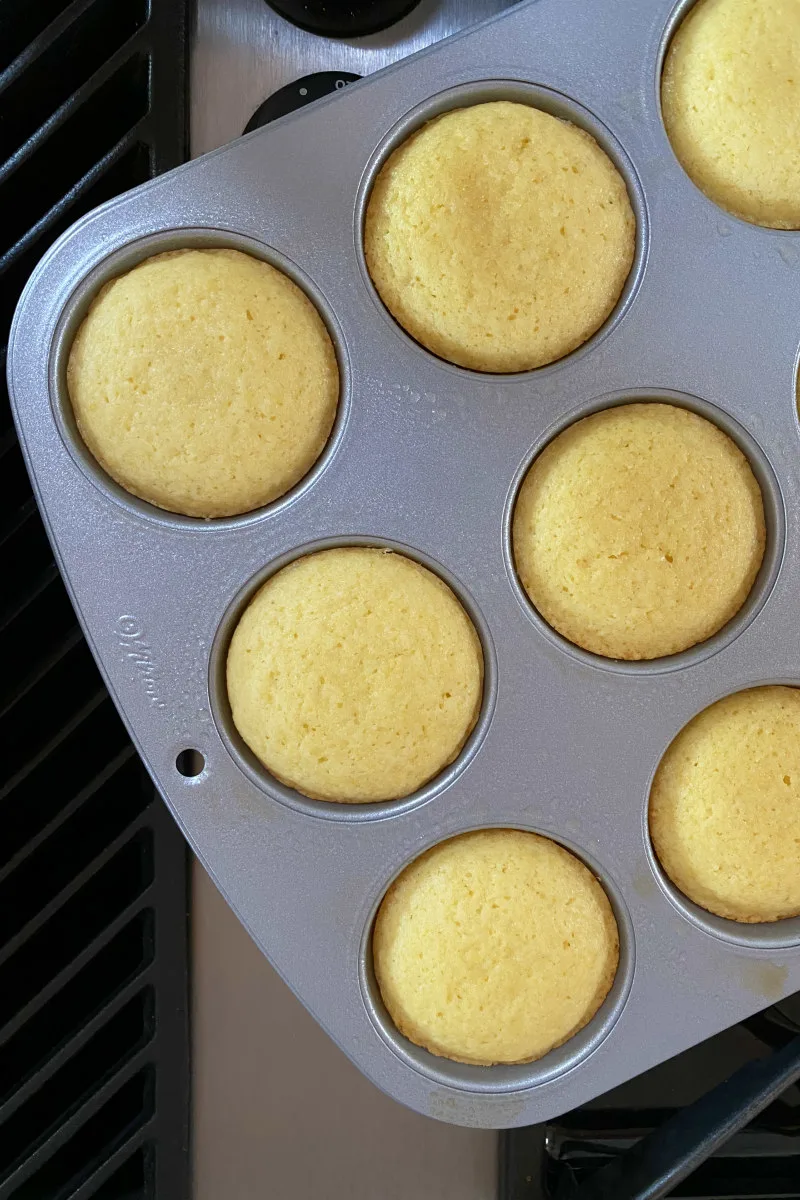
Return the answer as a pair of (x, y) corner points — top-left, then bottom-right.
(8, 0), (800, 1129)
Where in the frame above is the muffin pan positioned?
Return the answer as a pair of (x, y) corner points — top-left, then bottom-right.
(8, 0), (800, 1128)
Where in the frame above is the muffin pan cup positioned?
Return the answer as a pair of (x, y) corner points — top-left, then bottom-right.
(8, 0), (800, 1129)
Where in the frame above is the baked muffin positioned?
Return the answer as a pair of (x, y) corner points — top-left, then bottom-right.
(226, 548), (483, 803)
(512, 403), (765, 660)
(650, 687), (800, 922)
(67, 248), (339, 517)
(373, 829), (619, 1066)
(662, 0), (800, 228)
(364, 100), (635, 372)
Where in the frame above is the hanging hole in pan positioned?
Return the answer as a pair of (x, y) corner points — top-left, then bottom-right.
(176, 749), (205, 778)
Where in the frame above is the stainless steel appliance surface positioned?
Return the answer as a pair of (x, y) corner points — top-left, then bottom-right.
(9, 0), (800, 1144)
(191, 0), (516, 155)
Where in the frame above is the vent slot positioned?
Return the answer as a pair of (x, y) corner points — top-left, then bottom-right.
(1, 578), (78, 692)
(8, 1067), (156, 1200)
(0, 439), (29, 513)
(91, 1146), (151, 1199)
(0, 830), (154, 1027)
(0, 53), (150, 263)
(0, 990), (154, 1181)
(0, 638), (106, 784)
(1, 513), (54, 616)
(0, 141), (151, 342)
(1, 700), (132, 868)
(0, 913), (154, 1103)
(0, 0), (149, 162)
(0, 0), (76, 75)
(0, 758), (151, 943)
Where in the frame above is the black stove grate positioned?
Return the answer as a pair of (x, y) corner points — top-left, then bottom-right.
(501, 1000), (800, 1199)
(0, 2), (189, 1197)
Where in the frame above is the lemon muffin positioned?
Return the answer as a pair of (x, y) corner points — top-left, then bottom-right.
(226, 548), (483, 803)
(67, 248), (339, 517)
(373, 829), (619, 1066)
(364, 100), (635, 373)
(650, 687), (800, 922)
(512, 403), (765, 661)
(662, 0), (800, 228)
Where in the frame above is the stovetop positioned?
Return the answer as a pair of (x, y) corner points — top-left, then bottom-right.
(191, 0), (516, 154)
(188, 4), (800, 1196)
(535, 998), (800, 1198)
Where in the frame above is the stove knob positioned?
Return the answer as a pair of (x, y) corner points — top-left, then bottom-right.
(245, 72), (361, 134)
(266, 0), (422, 38)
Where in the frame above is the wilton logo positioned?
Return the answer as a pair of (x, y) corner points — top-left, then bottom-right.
(117, 616), (166, 709)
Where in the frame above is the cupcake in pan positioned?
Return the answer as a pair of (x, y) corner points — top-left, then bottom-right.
(650, 687), (800, 923)
(67, 248), (339, 518)
(662, 0), (800, 229)
(512, 403), (766, 661)
(226, 547), (484, 804)
(365, 100), (636, 373)
(373, 829), (619, 1066)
